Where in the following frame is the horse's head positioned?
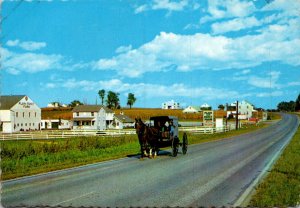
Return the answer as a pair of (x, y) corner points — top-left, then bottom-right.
(135, 118), (145, 136)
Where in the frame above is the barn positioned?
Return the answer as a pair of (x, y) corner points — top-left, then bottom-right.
(0, 95), (41, 133)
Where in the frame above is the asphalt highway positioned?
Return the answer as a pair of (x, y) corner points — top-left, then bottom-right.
(2, 113), (299, 207)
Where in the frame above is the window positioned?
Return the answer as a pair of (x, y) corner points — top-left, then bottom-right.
(91, 112), (94, 116)
(35, 112), (37, 117)
(29, 112), (31, 117)
(16, 112), (18, 117)
(76, 112), (79, 116)
(23, 112), (25, 117)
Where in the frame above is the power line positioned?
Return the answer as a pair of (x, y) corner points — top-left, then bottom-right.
(0, 0), (24, 24)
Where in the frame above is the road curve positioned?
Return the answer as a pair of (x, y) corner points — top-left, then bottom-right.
(2, 114), (299, 207)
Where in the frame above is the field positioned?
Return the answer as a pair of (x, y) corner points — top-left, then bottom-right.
(1, 123), (268, 180)
(42, 107), (270, 121)
(248, 113), (300, 207)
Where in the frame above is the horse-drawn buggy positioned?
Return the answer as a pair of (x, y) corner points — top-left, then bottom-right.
(135, 116), (188, 158)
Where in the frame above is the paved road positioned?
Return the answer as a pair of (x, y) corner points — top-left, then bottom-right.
(2, 114), (299, 207)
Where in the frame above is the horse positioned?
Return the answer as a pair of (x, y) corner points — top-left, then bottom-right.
(135, 118), (159, 159)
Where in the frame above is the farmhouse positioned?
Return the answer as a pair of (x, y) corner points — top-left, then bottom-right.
(162, 100), (180, 109)
(182, 106), (201, 113)
(0, 95), (41, 133)
(72, 105), (114, 130)
(227, 100), (256, 120)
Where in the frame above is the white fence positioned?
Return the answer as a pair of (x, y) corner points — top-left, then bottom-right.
(180, 126), (228, 134)
(0, 124), (238, 140)
(0, 129), (137, 141)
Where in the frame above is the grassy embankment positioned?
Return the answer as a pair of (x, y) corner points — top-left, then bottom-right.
(249, 113), (300, 207)
(1, 116), (273, 181)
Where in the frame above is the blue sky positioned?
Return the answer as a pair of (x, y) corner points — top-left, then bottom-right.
(1, 0), (300, 109)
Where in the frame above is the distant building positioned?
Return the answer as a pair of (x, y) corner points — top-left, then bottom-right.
(200, 103), (212, 110)
(47, 102), (67, 108)
(227, 100), (256, 120)
(114, 114), (134, 129)
(182, 106), (201, 113)
(0, 95), (41, 133)
(41, 119), (71, 130)
(162, 100), (180, 109)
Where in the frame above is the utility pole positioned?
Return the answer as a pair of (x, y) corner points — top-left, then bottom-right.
(225, 103), (228, 128)
(236, 101), (239, 130)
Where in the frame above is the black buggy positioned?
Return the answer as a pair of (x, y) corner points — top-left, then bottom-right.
(149, 116), (188, 157)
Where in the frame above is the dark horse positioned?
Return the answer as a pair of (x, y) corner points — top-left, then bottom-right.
(135, 118), (159, 159)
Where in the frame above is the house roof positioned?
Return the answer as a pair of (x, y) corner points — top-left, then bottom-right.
(0, 95), (25, 110)
(114, 114), (134, 123)
(72, 105), (114, 113)
(183, 106), (201, 112)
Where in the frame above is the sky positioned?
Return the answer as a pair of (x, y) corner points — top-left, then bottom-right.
(1, 0), (300, 109)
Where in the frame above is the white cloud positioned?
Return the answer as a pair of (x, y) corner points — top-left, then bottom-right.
(43, 78), (240, 101)
(211, 16), (261, 34)
(93, 18), (300, 77)
(115, 45), (132, 54)
(200, 0), (257, 23)
(2, 49), (63, 74)
(256, 91), (283, 97)
(134, 0), (199, 14)
(6, 39), (46, 51)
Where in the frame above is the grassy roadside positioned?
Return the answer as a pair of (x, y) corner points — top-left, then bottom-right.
(249, 114), (300, 207)
(1, 121), (272, 180)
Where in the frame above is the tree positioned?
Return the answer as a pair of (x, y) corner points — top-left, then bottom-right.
(68, 100), (83, 107)
(295, 93), (300, 111)
(218, 104), (225, 110)
(277, 101), (295, 112)
(106, 91), (120, 109)
(98, 89), (105, 105)
(127, 93), (136, 109)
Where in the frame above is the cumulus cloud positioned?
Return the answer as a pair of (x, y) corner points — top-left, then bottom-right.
(2, 50), (63, 74)
(93, 16), (300, 77)
(200, 0), (257, 23)
(6, 39), (46, 51)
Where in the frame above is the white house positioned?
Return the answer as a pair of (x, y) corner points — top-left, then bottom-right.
(227, 100), (255, 119)
(0, 95), (41, 133)
(200, 103), (212, 110)
(114, 114), (134, 129)
(72, 105), (114, 130)
(182, 106), (201, 113)
(162, 100), (180, 109)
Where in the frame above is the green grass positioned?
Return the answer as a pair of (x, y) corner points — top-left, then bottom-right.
(0, 121), (270, 180)
(249, 114), (300, 207)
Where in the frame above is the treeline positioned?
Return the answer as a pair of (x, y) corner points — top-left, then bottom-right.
(277, 93), (300, 112)
(67, 90), (137, 109)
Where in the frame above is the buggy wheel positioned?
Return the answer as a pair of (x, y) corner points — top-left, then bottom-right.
(172, 136), (179, 157)
(182, 132), (188, 155)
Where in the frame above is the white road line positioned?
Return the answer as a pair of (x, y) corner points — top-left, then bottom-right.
(52, 191), (95, 206)
(170, 137), (282, 207)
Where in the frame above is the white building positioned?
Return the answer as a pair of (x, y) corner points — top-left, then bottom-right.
(114, 114), (134, 129)
(72, 105), (114, 130)
(200, 103), (212, 110)
(162, 100), (180, 109)
(41, 119), (71, 130)
(182, 106), (201, 113)
(0, 95), (41, 133)
(227, 100), (255, 120)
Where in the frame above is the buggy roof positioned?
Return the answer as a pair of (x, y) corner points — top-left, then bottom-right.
(149, 116), (178, 121)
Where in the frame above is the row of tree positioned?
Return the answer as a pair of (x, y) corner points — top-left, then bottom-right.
(98, 89), (136, 109)
(277, 93), (300, 112)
